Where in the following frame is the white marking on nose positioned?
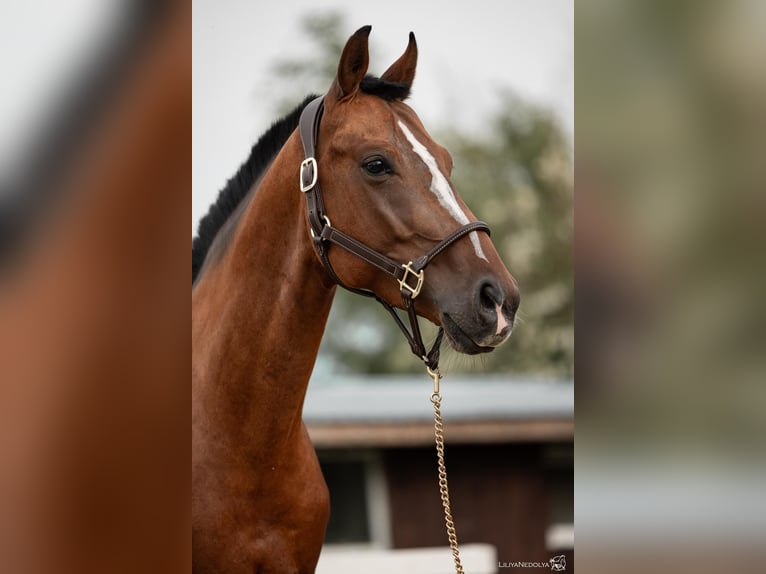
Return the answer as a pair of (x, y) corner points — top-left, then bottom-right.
(496, 303), (508, 335)
(398, 120), (488, 261)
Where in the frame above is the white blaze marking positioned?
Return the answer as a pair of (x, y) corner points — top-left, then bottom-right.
(496, 304), (508, 335)
(398, 120), (488, 261)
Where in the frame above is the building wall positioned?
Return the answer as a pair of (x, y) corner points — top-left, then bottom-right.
(384, 443), (555, 566)
(317, 440), (574, 572)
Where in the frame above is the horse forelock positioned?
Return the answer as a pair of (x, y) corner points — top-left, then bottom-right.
(359, 74), (410, 101)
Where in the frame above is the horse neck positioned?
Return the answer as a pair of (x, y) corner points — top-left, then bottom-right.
(192, 132), (335, 452)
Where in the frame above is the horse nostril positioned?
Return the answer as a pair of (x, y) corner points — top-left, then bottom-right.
(478, 278), (504, 312)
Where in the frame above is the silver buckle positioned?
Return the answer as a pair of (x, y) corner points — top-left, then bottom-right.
(399, 261), (425, 299)
(309, 215), (332, 239)
(300, 157), (318, 192)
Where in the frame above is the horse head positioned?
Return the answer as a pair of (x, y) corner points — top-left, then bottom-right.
(309, 26), (520, 355)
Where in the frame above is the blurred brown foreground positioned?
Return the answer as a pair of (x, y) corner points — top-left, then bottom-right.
(576, 1), (766, 573)
(0, 2), (190, 572)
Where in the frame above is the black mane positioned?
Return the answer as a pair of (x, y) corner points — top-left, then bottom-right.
(192, 76), (410, 283)
(192, 95), (317, 282)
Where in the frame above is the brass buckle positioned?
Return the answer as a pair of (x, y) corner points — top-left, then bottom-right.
(399, 261), (424, 299)
(300, 157), (318, 192)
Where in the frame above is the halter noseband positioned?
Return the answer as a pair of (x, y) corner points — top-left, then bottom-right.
(298, 96), (490, 371)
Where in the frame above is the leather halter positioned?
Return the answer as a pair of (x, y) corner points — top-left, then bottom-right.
(298, 96), (490, 371)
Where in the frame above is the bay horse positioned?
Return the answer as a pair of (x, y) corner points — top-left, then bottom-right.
(192, 26), (519, 573)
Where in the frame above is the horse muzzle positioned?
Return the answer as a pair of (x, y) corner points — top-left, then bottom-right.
(439, 275), (520, 355)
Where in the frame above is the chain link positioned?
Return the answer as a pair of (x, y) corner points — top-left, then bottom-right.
(430, 389), (465, 574)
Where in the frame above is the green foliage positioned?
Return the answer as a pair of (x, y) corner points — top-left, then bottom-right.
(271, 15), (572, 376)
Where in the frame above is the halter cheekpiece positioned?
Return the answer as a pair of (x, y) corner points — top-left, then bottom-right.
(298, 96), (490, 371)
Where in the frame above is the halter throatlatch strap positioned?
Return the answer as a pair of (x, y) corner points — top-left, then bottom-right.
(298, 96), (490, 371)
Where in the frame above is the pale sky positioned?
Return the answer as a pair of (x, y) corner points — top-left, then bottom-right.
(0, 1), (572, 229)
(0, 0), (125, 187)
(192, 0), (573, 233)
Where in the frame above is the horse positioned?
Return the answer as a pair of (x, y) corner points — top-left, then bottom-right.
(192, 26), (519, 573)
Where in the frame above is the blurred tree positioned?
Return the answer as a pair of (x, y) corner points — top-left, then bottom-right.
(270, 15), (572, 376)
(267, 12), (356, 116)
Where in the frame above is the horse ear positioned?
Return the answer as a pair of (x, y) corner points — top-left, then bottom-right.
(332, 25), (371, 100)
(381, 32), (417, 87)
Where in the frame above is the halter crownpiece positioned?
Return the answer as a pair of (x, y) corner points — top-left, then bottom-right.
(298, 96), (491, 371)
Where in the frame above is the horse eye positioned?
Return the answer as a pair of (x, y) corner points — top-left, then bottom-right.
(363, 158), (391, 176)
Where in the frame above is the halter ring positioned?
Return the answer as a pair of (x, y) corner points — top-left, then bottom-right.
(309, 215), (332, 239)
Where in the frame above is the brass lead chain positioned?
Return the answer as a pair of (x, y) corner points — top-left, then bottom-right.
(428, 368), (465, 574)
